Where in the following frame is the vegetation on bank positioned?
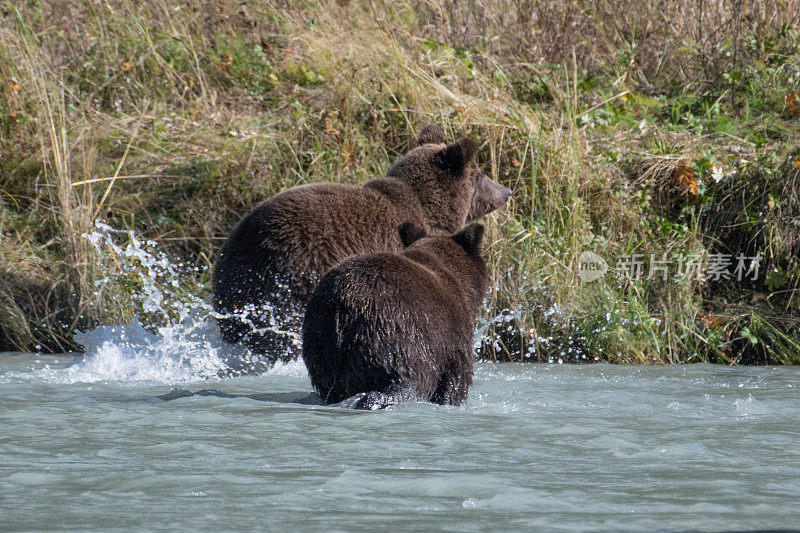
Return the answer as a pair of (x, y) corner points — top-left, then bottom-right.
(1, 0), (799, 364)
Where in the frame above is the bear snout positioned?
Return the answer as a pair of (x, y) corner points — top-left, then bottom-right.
(491, 183), (512, 209)
(467, 175), (512, 220)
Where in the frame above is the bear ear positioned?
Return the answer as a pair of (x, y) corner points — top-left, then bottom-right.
(433, 137), (478, 176)
(417, 124), (445, 145)
(398, 222), (427, 247)
(452, 223), (485, 256)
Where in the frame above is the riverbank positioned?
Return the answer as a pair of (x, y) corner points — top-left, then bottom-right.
(1, 1), (799, 363)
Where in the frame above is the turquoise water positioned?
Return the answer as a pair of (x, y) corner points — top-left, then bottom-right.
(2, 350), (799, 532)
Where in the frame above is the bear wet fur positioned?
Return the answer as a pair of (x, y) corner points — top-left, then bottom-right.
(302, 222), (488, 409)
(212, 125), (510, 366)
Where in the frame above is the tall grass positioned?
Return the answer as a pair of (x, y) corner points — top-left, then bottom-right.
(1, 0), (799, 363)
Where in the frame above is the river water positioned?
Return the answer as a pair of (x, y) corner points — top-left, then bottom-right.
(2, 348), (799, 531)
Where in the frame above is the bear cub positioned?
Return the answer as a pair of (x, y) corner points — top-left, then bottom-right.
(302, 222), (488, 409)
(213, 125), (510, 367)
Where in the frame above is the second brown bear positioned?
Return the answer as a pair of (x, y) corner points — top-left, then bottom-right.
(302, 222), (488, 409)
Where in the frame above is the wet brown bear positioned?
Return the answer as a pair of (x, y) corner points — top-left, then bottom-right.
(302, 222), (488, 409)
(213, 125), (509, 368)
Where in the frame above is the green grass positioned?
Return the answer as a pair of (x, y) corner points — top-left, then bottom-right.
(1, 0), (800, 364)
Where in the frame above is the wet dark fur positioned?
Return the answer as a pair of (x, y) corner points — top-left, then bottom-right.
(302, 223), (488, 409)
(213, 125), (509, 366)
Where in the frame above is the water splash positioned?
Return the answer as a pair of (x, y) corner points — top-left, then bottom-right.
(84, 222), (197, 321)
(54, 319), (229, 383)
(26, 222), (267, 384)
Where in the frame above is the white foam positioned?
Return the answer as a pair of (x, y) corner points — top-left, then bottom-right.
(41, 318), (228, 384)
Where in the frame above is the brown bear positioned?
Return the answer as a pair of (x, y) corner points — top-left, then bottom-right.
(213, 125), (509, 368)
(302, 222), (488, 409)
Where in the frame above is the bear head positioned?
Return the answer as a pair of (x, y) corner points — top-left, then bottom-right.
(386, 125), (512, 234)
(397, 221), (488, 308)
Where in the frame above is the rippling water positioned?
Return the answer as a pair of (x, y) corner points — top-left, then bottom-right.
(2, 349), (799, 532)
